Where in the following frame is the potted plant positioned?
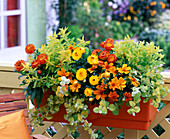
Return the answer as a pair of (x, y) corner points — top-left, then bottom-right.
(15, 28), (169, 139)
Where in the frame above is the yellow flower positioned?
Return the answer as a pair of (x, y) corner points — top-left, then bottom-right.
(118, 77), (126, 90)
(89, 75), (99, 85)
(117, 64), (131, 74)
(84, 88), (92, 97)
(117, 21), (120, 25)
(77, 47), (85, 54)
(87, 54), (98, 65)
(127, 16), (131, 20)
(76, 68), (87, 81)
(72, 49), (82, 60)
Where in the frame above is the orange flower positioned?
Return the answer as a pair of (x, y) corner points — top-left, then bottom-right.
(97, 79), (107, 89)
(67, 43), (76, 51)
(151, 10), (157, 16)
(14, 60), (25, 71)
(118, 77), (126, 90)
(57, 68), (70, 77)
(123, 92), (132, 101)
(150, 1), (157, 6)
(117, 64), (131, 74)
(31, 60), (40, 68)
(88, 65), (97, 73)
(128, 76), (139, 87)
(110, 66), (118, 77)
(109, 91), (119, 101)
(98, 60), (105, 67)
(146, 5), (149, 9)
(67, 72), (73, 80)
(108, 77), (120, 90)
(102, 62), (113, 71)
(93, 87), (107, 100)
(92, 49), (102, 55)
(69, 79), (81, 92)
(37, 54), (48, 64)
(99, 50), (110, 60)
(161, 3), (166, 9)
(100, 42), (105, 48)
(25, 44), (35, 54)
(107, 54), (117, 63)
(104, 41), (114, 51)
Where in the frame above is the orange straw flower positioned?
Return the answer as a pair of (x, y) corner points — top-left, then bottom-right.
(25, 44), (35, 54)
(37, 54), (48, 64)
(14, 60), (25, 71)
(57, 68), (70, 77)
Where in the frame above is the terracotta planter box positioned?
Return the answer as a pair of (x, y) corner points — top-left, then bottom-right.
(35, 90), (157, 130)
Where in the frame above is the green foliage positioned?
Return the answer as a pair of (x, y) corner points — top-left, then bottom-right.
(139, 29), (170, 68)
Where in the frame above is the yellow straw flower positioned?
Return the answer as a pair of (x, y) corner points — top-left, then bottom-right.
(89, 75), (99, 85)
(84, 88), (92, 97)
(76, 68), (87, 81)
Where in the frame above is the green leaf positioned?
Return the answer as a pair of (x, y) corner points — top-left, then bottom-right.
(35, 87), (43, 109)
(112, 109), (119, 115)
(108, 104), (116, 111)
(46, 115), (53, 120)
(129, 101), (136, 107)
(102, 107), (107, 115)
(93, 107), (99, 113)
(134, 106), (140, 113)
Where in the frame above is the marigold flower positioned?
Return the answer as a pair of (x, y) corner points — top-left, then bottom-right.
(84, 88), (92, 97)
(107, 54), (117, 63)
(72, 49), (82, 60)
(67, 43), (76, 51)
(150, 1), (157, 6)
(57, 68), (70, 77)
(87, 55), (98, 65)
(69, 79), (81, 92)
(128, 76), (139, 87)
(92, 49), (101, 55)
(99, 50), (110, 60)
(77, 47), (85, 54)
(14, 60), (25, 71)
(108, 77), (120, 90)
(118, 77), (126, 90)
(31, 60), (40, 69)
(37, 54), (48, 64)
(89, 75), (99, 85)
(110, 66), (118, 77)
(109, 91), (119, 101)
(87, 65), (97, 73)
(93, 88), (107, 100)
(25, 44), (35, 54)
(117, 64), (131, 74)
(102, 62), (113, 71)
(123, 92), (132, 101)
(76, 68), (87, 81)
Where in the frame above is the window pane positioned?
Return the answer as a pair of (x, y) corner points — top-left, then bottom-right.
(4, 15), (20, 48)
(4, 0), (20, 10)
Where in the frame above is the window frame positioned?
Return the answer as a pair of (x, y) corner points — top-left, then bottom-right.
(0, 0), (27, 65)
